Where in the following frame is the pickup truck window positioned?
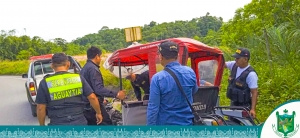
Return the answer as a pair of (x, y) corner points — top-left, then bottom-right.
(34, 60), (54, 75)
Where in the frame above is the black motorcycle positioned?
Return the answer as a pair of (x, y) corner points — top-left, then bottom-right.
(104, 98), (123, 126)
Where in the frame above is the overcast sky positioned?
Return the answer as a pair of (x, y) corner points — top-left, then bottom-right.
(0, 0), (251, 42)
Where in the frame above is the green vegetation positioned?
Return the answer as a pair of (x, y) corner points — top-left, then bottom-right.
(0, 60), (29, 75)
(0, 12), (223, 60)
(0, 0), (299, 122)
(216, 0), (300, 122)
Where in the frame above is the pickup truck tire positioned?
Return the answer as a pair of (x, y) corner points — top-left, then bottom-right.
(25, 83), (37, 117)
(31, 104), (37, 117)
(25, 83), (30, 103)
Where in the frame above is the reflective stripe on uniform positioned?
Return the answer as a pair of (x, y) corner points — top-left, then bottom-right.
(45, 73), (83, 101)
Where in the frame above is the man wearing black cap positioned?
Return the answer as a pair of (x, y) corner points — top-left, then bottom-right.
(35, 53), (103, 125)
(147, 41), (198, 125)
(126, 70), (150, 101)
(225, 48), (258, 118)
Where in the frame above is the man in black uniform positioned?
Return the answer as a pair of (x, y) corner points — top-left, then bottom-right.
(126, 70), (150, 101)
(80, 46), (126, 125)
(35, 53), (103, 126)
(225, 48), (258, 118)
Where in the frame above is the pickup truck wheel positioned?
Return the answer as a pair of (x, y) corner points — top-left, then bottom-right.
(31, 104), (37, 117)
(25, 83), (30, 103)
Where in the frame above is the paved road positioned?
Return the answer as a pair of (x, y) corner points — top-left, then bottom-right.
(0, 76), (49, 125)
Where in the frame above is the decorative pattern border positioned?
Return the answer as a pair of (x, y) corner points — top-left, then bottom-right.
(0, 126), (261, 138)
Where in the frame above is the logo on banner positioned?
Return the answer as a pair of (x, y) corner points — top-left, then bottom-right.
(272, 109), (299, 138)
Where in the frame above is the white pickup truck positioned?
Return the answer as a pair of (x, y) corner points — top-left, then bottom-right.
(21, 54), (82, 117)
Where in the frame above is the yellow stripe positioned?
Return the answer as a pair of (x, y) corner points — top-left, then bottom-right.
(49, 77), (81, 88)
(45, 73), (83, 94)
(50, 88), (82, 100)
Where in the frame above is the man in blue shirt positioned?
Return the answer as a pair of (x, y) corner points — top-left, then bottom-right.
(147, 41), (198, 125)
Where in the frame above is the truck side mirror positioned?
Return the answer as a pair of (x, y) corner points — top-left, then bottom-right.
(22, 74), (28, 78)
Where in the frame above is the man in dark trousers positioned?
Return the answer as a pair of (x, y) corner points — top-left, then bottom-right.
(126, 70), (150, 101)
(80, 46), (126, 125)
(225, 48), (258, 118)
(35, 53), (103, 126)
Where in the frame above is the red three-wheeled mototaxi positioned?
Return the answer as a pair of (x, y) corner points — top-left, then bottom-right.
(103, 37), (261, 126)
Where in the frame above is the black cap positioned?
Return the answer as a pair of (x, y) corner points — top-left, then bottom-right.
(158, 41), (179, 58)
(232, 48), (250, 59)
(51, 53), (69, 65)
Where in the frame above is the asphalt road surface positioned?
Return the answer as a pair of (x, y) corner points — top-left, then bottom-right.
(0, 76), (50, 125)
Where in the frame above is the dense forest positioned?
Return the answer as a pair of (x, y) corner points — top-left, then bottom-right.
(0, 0), (299, 61)
(0, 0), (299, 120)
(0, 11), (223, 60)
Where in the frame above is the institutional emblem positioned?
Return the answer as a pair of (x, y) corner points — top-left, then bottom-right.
(272, 109), (299, 138)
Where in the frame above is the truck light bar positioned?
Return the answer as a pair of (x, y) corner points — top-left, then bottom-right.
(30, 54), (53, 61)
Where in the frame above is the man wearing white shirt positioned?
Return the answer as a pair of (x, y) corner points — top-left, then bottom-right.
(225, 48), (258, 118)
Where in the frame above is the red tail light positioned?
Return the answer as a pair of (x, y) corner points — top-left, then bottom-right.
(242, 110), (249, 117)
(217, 119), (223, 125)
(211, 119), (224, 126)
(29, 82), (36, 96)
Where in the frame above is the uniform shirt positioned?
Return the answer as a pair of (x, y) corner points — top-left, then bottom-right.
(131, 70), (150, 100)
(35, 71), (94, 125)
(200, 80), (206, 86)
(226, 61), (258, 89)
(147, 61), (198, 125)
(80, 60), (118, 103)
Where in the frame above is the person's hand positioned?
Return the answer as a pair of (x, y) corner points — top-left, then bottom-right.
(95, 113), (103, 125)
(103, 99), (108, 106)
(116, 90), (126, 100)
(250, 109), (256, 118)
